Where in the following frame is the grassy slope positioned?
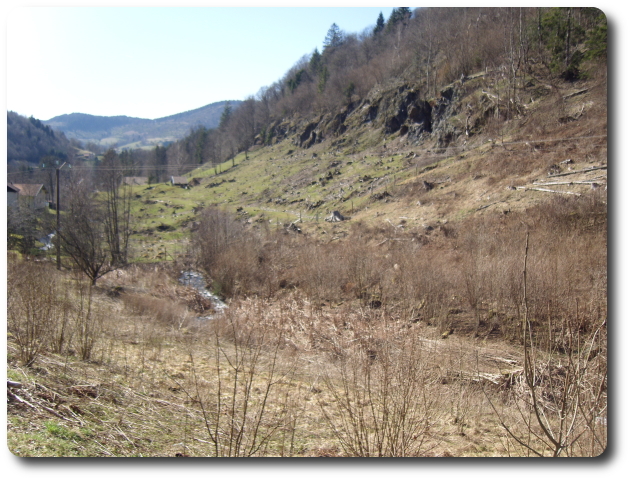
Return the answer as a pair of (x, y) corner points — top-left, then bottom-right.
(127, 70), (607, 262)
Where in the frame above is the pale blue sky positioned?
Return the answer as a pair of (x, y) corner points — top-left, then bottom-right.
(7, 6), (400, 120)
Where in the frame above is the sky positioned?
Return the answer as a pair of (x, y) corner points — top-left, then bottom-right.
(6, 5), (400, 121)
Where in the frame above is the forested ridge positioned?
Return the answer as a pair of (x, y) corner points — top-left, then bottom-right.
(147, 7), (608, 177)
(9, 8), (607, 184)
(42, 100), (240, 149)
(7, 111), (73, 164)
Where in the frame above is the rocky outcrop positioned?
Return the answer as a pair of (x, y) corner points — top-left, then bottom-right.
(379, 86), (434, 135)
(293, 104), (360, 149)
(286, 79), (468, 150)
(322, 105), (354, 137)
(262, 118), (301, 145)
(298, 121), (321, 148)
(430, 85), (464, 148)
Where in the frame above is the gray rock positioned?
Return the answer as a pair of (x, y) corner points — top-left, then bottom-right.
(325, 211), (346, 222)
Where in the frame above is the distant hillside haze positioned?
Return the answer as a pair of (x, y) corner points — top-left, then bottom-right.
(43, 100), (242, 149)
(45, 114), (147, 133)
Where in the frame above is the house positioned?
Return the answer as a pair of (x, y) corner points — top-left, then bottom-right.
(9, 183), (48, 210)
(122, 176), (149, 186)
(171, 176), (189, 187)
(7, 184), (20, 207)
(75, 152), (96, 161)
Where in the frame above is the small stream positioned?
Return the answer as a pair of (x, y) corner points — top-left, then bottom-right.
(179, 271), (228, 321)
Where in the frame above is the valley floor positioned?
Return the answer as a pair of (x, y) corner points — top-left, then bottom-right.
(7, 259), (606, 457)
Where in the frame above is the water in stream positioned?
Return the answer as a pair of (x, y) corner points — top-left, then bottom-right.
(179, 271), (228, 320)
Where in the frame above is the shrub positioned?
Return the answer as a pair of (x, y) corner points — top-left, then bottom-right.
(7, 260), (67, 365)
(319, 329), (441, 456)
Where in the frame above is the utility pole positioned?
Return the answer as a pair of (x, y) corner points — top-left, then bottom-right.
(56, 162), (67, 270)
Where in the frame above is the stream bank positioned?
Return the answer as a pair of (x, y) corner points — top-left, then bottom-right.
(179, 271), (228, 320)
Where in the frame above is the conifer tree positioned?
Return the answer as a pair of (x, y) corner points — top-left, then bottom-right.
(386, 7), (412, 32)
(374, 12), (385, 36)
(309, 48), (322, 75)
(219, 102), (232, 129)
(318, 66), (330, 93)
(323, 23), (344, 51)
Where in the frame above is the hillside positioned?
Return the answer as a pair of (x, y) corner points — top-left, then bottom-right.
(7, 111), (73, 163)
(43, 100), (241, 149)
(122, 66), (607, 258)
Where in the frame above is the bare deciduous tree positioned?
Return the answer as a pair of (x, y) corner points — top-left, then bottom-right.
(100, 149), (132, 266)
(485, 233), (607, 457)
(59, 176), (113, 285)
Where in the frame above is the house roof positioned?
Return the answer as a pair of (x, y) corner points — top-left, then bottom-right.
(10, 183), (44, 197)
(8, 183), (20, 193)
(171, 176), (188, 185)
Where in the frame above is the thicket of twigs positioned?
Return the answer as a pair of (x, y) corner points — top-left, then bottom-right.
(191, 190), (607, 344)
(185, 190), (607, 457)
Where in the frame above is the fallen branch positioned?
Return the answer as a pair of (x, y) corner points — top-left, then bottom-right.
(482, 354), (520, 366)
(563, 88), (589, 99)
(62, 405), (86, 426)
(91, 439), (114, 456)
(7, 390), (37, 409)
(533, 180), (606, 186)
(476, 202), (500, 212)
(8, 389), (74, 422)
(39, 403), (74, 422)
(115, 425), (136, 447)
(193, 437), (215, 445)
(444, 370), (511, 385)
(547, 166), (607, 178)
(516, 186), (582, 196)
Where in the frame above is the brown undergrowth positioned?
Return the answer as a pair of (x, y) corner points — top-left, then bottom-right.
(7, 190), (606, 456)
(191, 189), (606, 344)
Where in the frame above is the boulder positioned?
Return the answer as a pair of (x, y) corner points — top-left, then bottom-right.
(325, 211), (346, 222)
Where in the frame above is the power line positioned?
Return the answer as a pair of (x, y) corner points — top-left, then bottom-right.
(7, 163), (221, 175)
(6, 133), (607, 176)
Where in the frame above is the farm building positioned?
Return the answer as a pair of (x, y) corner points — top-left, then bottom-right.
(7, 183), (20, 207)
(171, 176), (189, 187)
(8, 183), (48, 210)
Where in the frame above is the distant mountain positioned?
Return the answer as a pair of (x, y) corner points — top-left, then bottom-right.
(7, 111), (73, 163)
(44, 100), (242, 149)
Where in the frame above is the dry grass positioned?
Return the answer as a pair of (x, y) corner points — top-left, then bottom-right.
(7, 176), (606, 458)
(7, 253), (605, 456)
